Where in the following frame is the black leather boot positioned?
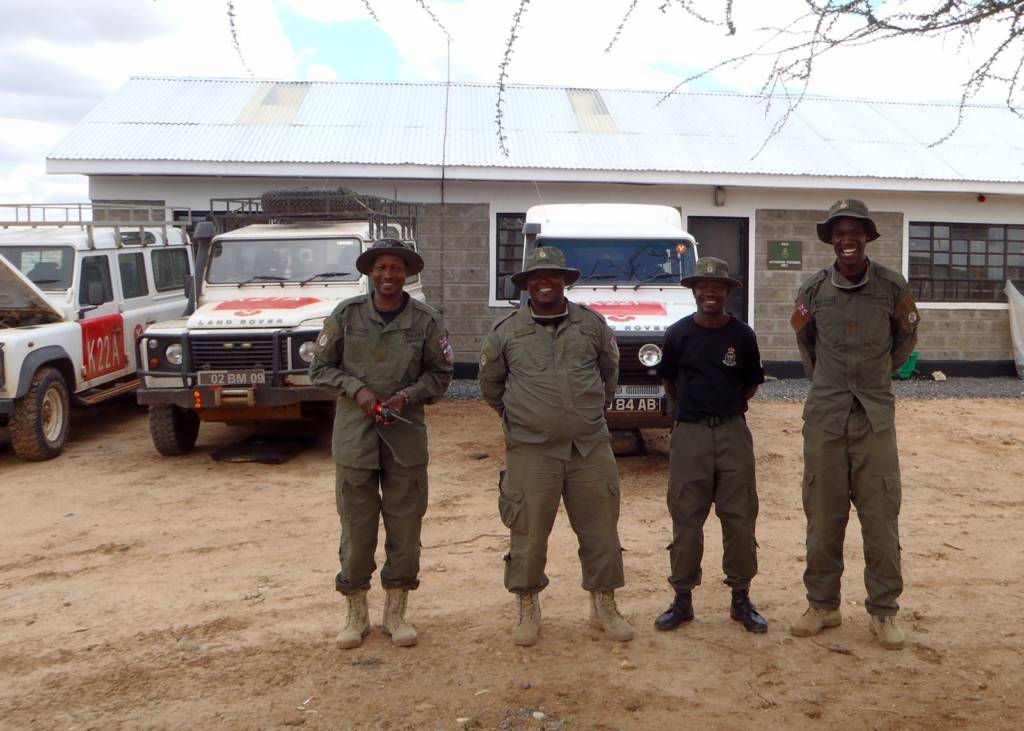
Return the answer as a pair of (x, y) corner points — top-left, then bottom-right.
(654, 591), (694, 631)
(730, 589), (768, 633)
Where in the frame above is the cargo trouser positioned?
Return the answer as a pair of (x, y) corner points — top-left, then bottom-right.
(667, 415), (759, 593)
(499, 443), (625, 595)
(334, 440), (428, 595)
(802, 402), (903, 616)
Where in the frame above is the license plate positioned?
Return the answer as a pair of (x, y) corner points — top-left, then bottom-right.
(197, 369), (266, 386)
(607, 396), (663, 412)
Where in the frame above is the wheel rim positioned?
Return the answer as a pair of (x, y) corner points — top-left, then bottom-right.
(41, 387), (66, 443)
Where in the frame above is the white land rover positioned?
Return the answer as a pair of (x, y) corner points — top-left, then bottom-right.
(136, 191), (422, 456)
(0, 205), (194, 460)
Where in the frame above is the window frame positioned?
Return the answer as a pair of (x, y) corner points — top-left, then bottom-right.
(118, 251), (150, 299)
(152, 248), (191, 293)
(495, 212), (526, 300)
(908, 221), (1024, 303)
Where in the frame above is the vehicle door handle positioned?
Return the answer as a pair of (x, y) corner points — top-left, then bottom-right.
(112, 327), (124, 334)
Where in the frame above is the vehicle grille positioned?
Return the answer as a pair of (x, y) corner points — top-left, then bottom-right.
(189, 334), (288, 371)
(616, 339), (662, 385)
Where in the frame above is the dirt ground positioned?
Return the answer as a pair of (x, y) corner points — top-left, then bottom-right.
(1, 395), (1023, 731)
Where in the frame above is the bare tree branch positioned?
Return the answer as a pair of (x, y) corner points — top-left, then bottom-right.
(359, 0), (380, 23)
(226, 0), (254, 78)
(412, 0), (453, 42)
(495, 0), (531, 157)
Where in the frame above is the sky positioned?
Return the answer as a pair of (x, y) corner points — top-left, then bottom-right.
(0, 0), (1015, 203)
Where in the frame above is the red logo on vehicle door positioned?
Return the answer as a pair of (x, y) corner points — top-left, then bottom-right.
(82, 314), (126, 381)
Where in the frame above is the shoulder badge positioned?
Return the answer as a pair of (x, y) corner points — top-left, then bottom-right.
(894, 296), (920, 332)
(790, 298), (814, 333)
(439, 335), (454, 363)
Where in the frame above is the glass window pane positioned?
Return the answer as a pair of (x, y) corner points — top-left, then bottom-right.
(934, 226), (950, 238)
(934, 253), (950, 265)
(79, 255), (114, 305)
(989, 240), (1004, 253)
(935, 239), (950, 252)
(909, 225), (931, 238)
(953, 239), (969, 253)
(909, 238), (930, 251)
(933, 265), (949, 279)
(952, 253), (968, 266)
(1009, 255), (1024, 267)
(989, 227), (1005, 240)
(118, 252), (149, 299)
(989, 267), (1004, 280)
(152, 249), (190, 292)
(970, 239), (987, 253)
(951, 265), (968, 278)
(1009, 241), (1024, 254)
(1008, 228), (1024, 241)
(970, 254), (986, 266)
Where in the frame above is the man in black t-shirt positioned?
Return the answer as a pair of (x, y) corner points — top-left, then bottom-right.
(653, 257), (768, 634)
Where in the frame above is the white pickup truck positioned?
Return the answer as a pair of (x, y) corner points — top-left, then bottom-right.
(136, 190), (423, 456)
(0, 205), (193, 460)
(512, 204), (699, 431)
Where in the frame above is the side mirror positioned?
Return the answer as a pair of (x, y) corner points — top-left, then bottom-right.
(87, 281), (106, 307)
(501, 276), (519, 301)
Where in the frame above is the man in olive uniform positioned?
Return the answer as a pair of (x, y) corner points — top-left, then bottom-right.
(478, 246), (633, 646)
(789, 200), (919, 650)
(654, 257), (768, 634)
(310, 239), (453, 649)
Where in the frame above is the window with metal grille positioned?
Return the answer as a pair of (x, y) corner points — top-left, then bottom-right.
(909, 222), (1024, 302)
(496, 213), (526, 299)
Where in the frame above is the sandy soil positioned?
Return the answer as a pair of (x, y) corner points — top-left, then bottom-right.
(1, 396), (1023, 731)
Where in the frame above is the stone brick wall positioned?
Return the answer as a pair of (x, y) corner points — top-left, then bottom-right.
(415, 203), (502, 366)
(914, 310), (1012, 360)
(753, 208), (904, 362)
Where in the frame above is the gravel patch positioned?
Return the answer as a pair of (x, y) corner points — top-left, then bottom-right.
(445, 377), (1024, 403)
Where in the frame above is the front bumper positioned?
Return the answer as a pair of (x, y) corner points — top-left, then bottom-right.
(137, 385), (332, 409)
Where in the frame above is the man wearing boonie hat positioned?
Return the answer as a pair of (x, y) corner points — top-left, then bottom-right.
(310, 239), (453, 649)
(789, 200), (919, 650)
(653, 257), (768, 635)
(478, 245), (633, 646)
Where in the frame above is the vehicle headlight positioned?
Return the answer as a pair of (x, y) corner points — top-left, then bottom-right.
(638, 343), (662, 367)
(165, 343), (183, 366)
(298, 340), (317, 363)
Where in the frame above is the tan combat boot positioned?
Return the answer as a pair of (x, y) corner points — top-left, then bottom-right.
(512, 593), (541, 646)
(869, 614), (905, 650)
(589, 591), (634, 642)
(336, 589), (370, 649)
(382, 588), (418, 647)
(790, 606), (842, 637)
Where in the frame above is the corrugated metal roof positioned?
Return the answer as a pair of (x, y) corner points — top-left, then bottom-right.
(47, 76), (1024, 184)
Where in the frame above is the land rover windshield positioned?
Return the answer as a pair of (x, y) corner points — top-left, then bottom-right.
(206, 237), (363, 284)
(0, 246), (75, 291)
(550, 239), (696, 287)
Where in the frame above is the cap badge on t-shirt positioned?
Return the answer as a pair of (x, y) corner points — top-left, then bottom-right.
(723, 347), (737, 366)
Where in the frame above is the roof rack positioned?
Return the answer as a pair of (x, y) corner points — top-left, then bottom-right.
(0, 203), (194, 250)
(209, 192), (417, 242)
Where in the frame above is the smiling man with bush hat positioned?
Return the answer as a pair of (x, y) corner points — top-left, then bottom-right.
(310, 237), (452, 650)
(654, 256), (767, 635)
(790, 200), (919, 650)
(479, 245), (632, 646)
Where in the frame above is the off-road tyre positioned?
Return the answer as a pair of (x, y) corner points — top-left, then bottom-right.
(260, 187), (386, 217)
(149, 404), (201, 456)
(10, 367), (70, 461)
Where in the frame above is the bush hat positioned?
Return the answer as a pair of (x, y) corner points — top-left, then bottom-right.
(355, 239), (424, 276)
(510, 246), (582, 290)
(816, 199), (880, 244)
(680, 256), (742, 289)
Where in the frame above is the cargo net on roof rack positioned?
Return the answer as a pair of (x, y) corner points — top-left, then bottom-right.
(209, 189), (417, 241)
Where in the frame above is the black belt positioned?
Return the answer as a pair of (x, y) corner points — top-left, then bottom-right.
(679, 414), (741, 428)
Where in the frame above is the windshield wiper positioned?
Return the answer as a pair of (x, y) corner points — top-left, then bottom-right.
(237, 275), (286, 288)
(567, 274), (616, 289)
(29, 278), (61, 284)
(633, 273), (677, 290)
(300, 271), (352, 286)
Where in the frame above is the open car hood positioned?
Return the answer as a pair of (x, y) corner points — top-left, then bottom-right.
(0, 254), (65, 323)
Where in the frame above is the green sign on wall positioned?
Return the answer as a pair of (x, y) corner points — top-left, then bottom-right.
(768, 240), (802, 270)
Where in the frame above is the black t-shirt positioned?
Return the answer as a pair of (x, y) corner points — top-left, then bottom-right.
(375, 293), (409, 324)
(656, 315), (765, 421)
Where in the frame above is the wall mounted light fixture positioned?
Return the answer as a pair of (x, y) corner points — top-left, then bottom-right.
(714, 187), (726, 207)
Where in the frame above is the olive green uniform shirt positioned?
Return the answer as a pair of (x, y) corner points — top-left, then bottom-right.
(309, 294), (453, 468)
(791, 259), (920, 436)
(478, 300), (619, 460)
